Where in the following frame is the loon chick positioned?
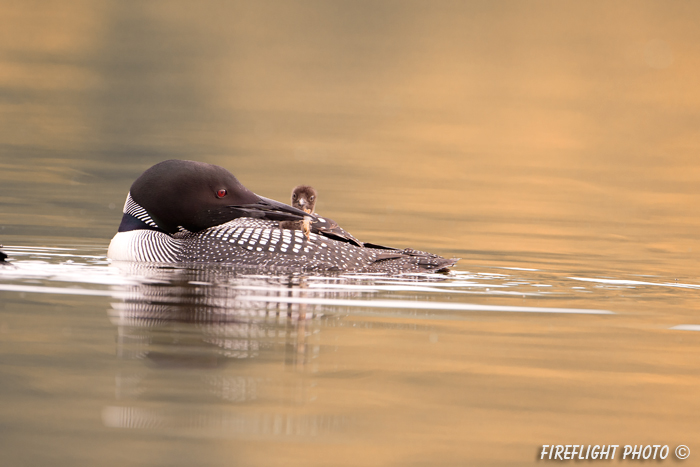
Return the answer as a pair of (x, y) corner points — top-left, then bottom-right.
(280, 185), (364, 247)
(108, 160), (457, 274)
(279, 185), (316, 239)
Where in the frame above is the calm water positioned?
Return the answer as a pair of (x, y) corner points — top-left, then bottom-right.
(2, 2), (700, 465)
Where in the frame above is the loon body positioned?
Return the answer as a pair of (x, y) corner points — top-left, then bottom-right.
(108, 160), (457, 274)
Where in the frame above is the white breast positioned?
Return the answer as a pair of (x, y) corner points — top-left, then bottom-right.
(108, 230), (181, 263)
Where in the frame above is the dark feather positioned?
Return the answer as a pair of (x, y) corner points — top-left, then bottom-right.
(310, 216), (364, 247)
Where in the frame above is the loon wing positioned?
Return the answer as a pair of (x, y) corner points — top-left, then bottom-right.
(311, 216), (364, 247)
(366, 248), (459, 273)
(311, 216), (437, 254)
(310, 215), (458, 273)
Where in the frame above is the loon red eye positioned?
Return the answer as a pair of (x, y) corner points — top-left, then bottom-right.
(216, 189), (227, 198)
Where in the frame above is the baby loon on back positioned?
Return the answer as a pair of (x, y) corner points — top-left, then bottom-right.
(280, 185), (364, 247)
(291, 185), (316, 213)
(107, 160), (457, 273)
(279, 185), (316, 239)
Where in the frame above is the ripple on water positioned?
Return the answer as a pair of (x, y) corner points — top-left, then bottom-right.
(0, 245), (625, 319)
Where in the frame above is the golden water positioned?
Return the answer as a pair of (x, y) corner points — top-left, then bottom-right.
(1, 2), (699, 465)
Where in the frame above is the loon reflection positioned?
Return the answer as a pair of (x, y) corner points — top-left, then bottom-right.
(109, 263), (339, 360)
(105, 263), (440, 436)
(105, 264), (360, 436)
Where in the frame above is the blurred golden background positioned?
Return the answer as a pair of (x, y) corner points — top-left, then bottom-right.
(2, 3), (700, 466)
(3, 1), (699, 276)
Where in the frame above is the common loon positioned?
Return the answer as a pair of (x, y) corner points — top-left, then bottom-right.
(0, 248), (7, 263)
(108, 160), (457, 273)
(279, 185), (316, 239)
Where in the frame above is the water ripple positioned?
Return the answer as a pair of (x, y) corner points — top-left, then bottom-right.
(9, 245), (700, 319)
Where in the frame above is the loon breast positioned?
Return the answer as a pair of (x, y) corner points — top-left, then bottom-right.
(108, 230), (180, 263)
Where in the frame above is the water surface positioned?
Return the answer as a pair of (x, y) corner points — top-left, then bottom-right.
(2, 1), (700, 465)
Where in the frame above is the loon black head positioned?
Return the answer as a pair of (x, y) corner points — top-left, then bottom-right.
(291, 185), (317, 214)
(123, 160), (312, 234)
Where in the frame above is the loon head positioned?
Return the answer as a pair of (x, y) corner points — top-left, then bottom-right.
(290, 185), (317, 214)
(123, 160), (312, 234)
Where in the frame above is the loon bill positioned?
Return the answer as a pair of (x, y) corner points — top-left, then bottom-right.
(107, 160), (458, 273)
